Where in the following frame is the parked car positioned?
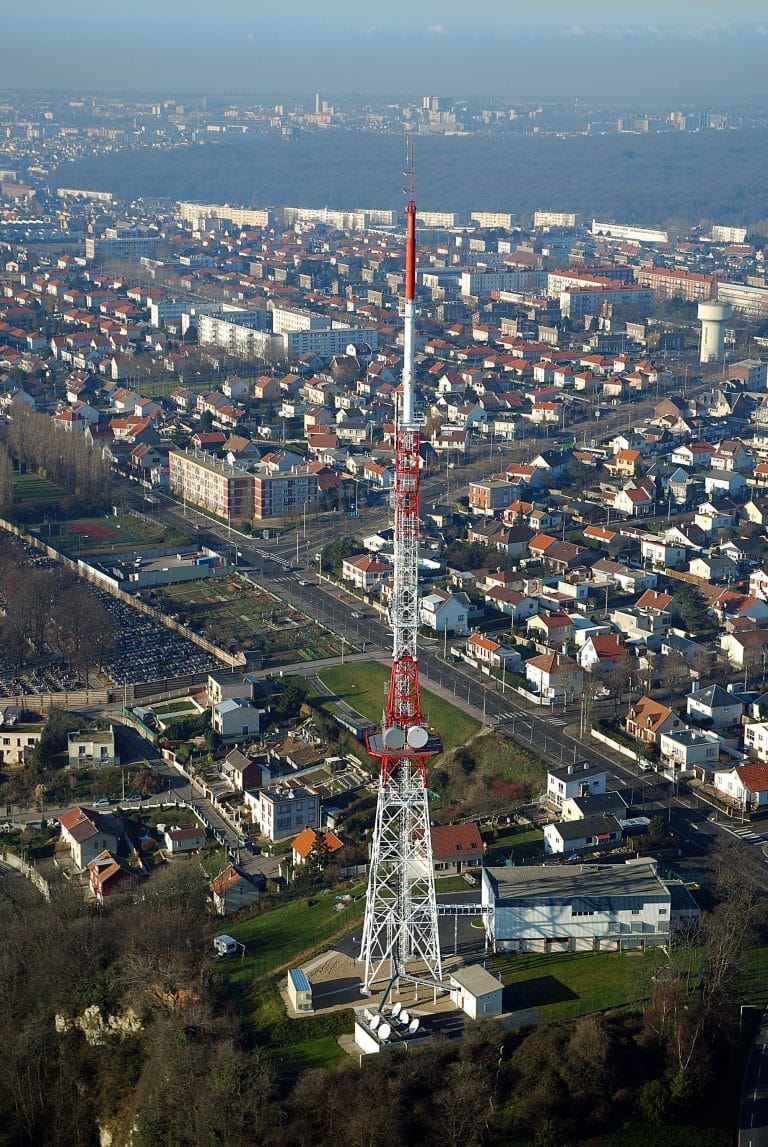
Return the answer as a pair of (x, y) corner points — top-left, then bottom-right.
(93, 798), (111, 808)
(127, 792), (143, 801)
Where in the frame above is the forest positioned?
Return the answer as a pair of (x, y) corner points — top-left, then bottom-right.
(52, 127), (768, 231)
(0, 840), (761, 1146)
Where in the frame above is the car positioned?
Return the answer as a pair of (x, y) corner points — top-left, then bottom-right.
(93, 798), (111, 808)
(350, 610), (363, 619)
(127, 792), (143, 801)
(638, 762), (654, 772)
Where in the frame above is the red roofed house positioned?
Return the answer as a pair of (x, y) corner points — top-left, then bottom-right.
(525, 651), (584, 704)
(578, 633), (626, 673)
(59, 806), (121, 869)
(341, 553), (392, 591)
(625, 696), (684, 745)
(465, 633), (522, 671)
(163, 825), (207, 853)
(87, 850), (139, 903)
(430, 822), (484, 875)
(527, 610), (574, 649)
(714, 763), (768, 812)
(291, 827), (344, 867)
(209, 864), (264, 915)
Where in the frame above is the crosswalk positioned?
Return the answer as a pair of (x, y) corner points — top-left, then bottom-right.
(728, 824), (768, 847)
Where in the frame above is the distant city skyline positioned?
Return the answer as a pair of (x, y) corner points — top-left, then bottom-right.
(4, 1), (768, 99)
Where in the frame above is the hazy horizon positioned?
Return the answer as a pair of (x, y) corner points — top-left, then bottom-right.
(4, 1), (768, 101)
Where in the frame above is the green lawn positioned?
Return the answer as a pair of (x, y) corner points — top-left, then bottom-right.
(491, 949), (649, 1022)
(13, 471), (69, 508)
(318, 661), (480, 751)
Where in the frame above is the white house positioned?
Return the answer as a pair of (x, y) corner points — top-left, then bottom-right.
(250, 785), (320, 842)
(67, 728), (118, 768)
(419, 589), (470, 635)
(58, 806), (121, 870)
(212, 699), (263, 742)
(465, 633), (522, 672)
(658, 728), (720, 776)
(686, 684), (744, 729)
(163, 825), (207, 853)
(640, 535), (687, 569)
(744, 722), (768, 763)
(482, 860), (691, 954)
(713, 763), (768, 811)
(543, 814), (623, 856)
(546, 762), (607, 809)
(525, 651), (584, 704)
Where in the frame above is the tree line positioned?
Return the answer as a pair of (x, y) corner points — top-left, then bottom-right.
(0, 838), (761, 1146)
(0, 405), (112, 518)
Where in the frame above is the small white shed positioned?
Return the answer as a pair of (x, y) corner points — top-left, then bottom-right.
(287, 967), (314, 1014)
(449, 964), (504, 1018)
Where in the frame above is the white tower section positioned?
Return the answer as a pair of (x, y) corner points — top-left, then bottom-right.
(360, 162), (442, 995)
(698, 301), (731, 364)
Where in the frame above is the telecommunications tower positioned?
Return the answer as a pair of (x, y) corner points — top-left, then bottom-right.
(360, 146), (442, 993)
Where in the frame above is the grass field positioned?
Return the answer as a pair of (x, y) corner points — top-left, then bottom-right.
(318, 661), (481, 751)
(491, 949), (648, 1023)
(13, 471), (69, 509)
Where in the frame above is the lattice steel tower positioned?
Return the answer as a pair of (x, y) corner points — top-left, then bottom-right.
(360, 150), (442, 993)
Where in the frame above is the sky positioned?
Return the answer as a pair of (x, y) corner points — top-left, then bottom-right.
(4, 1), (768, 100)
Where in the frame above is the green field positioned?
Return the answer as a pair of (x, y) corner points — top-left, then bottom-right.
(58, 513), (189, 556)
(492, 949), (649, 1022)
(13, 471), (69, 509)
(318, 661), (481, 751)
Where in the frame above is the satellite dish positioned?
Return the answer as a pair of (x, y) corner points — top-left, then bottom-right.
(383, 726), (406, 750)
(391, 1002), (402, 1019)
(399, 1010), (410, 1026)
(406, 725), (429, 749)
(378, 1022), (391, 1041)
(370, 1014), (381, 1030)
(363, 1008), (373, 1021)
(407, 1018), (419, 1035)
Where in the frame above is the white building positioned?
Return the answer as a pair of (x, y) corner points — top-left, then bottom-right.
(67, 728), (118, 768)
(543, 815), (623, 856)
(249, 786), (320, 842)
(713, 763), (768, 811)
(482, 860), (695, 954)
(419, 589), (470, 635)
(448, 965), (504, 1018)
(546, 763), (607, 809)
(658, 728), (720, 775)
(211, 699), (263, 742)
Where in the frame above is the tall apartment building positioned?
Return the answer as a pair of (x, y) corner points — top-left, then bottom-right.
(460, 269), (547, 297)
(169, 450), (254, 520)
(85, 234), (157, 261)
(533, 211), (579, 229)
(470, 211), (514, 230)
(178, 202), (272, 230)
(253, 472), (318, 520)
(634, 267), (716, 303)
(591, 220), (669, 244)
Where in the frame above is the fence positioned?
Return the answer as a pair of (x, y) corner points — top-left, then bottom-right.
(591, 726), (642, 762)
(2, 850), (51, 900)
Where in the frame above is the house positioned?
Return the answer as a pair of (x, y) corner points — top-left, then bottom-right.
(527, 610), (574, 649)
(58, 806), (121, 870)
(713, 763), (768, 811)
(220, 748), (270, 792)
(341, 553), (392, 591)
(430, 822), (484, 875)
(481, 860), (690, 954)
(704, 469), (747, 499)
(640, 535), (687, 569)
(448, 965), (504, 1019)
(67, 728), (118, 768)
(418, 589), (470, 635)
(0, 717), (43, 764)
(209, 864), (265, 915)
(546, 762), (607, 809)
(525, 651), (584, 704)
(287, 968), (314, 1015)
(251, 786), (320, 842)
(658, 728), (721, 776)
(465, 633), (522, 673)
(291, 827), (344, 867)
(483, 587), (540, 624)
(578, 633), (626, 673)
(561, 791), (628, 822)
(625, 696), (684, 744)
(208, 670), (251, 706)
(211, 699), (263, 742)
(686, 684), (744, 729)
(744, 721), (768, 763)
(87, 850), (138, 903)
(721, 628), (768, 670)
(543, 814), (623, 856)
(163, 825), (207, 853)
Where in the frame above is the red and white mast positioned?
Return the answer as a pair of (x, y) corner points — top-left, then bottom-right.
(360, 141), (442, 993)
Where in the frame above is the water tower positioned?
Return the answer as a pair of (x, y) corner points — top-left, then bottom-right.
(698, 301), (731, 364)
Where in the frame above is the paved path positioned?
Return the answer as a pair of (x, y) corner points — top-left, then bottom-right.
(741, 1011), (768, 1147)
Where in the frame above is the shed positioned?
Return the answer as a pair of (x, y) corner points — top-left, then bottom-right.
(449, 964), (504, 1018)
(287, 967), (314, 1014)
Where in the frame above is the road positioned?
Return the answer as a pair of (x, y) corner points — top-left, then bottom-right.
(741, 1011), (768, 1147)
